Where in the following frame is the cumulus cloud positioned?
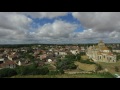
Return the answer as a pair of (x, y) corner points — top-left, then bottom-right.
(0, 12), (120, 44)
(72, 12), (120, 42)
(0, 12), (32, 31)
(35, 20), (78, 39)
(72, 12), (120, 32)
(0, 12), (33, 44)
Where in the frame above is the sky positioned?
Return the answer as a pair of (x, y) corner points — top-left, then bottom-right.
(0, 12), (120, 44)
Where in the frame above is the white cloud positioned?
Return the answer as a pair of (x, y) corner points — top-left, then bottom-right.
(0, 12), (120, 44)
(72, 12), (120, 32)
(0, 12), (32, 44)
(0, 12), (32, 31)
(20, 12), (68, 19)
(35, 20), (78, 39)
(71, 12), (120, 42)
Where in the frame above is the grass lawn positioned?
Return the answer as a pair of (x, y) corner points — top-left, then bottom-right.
(11, 73), (114, 78)
(81, 55), (89, 60)
(74, 61), (97, 71)
(97, 61), (120, 75)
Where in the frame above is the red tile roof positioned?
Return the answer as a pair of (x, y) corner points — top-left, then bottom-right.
(0, 60), (16, 67)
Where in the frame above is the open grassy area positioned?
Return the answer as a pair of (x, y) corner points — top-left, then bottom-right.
(97, 61), (120, 75)
(11, 73), (114, 78)
(74, 61), (97, 71)
(81, 55), (89, 60)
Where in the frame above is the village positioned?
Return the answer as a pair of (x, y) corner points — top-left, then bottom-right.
(0, 41), (120, 78)
(0, 44), (86, 69)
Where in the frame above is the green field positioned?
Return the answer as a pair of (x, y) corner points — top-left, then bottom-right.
(11, 73), (114, 78)
(97, 61), (120, 75)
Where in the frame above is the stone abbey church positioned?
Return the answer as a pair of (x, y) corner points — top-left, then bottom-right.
(86, 40), (116, 63)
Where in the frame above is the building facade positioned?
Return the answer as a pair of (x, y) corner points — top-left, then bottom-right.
(86, 40), (116, 63)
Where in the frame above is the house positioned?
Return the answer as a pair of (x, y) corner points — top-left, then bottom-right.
(70, 49), (80, 55)
(112, 47), (120, 53)
(48, 59), (52, 62)
(80, 46), (85, 52)
(7, 52), (18, 61)
(0, 58), (4, 64)
(40, 54), (47, 60)
(0, 60), (16, 69)
(58, 51), (67, 56)
(7, 55), (17, 61)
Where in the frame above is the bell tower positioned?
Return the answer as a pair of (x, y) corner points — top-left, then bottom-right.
(98, 40), (105, 48)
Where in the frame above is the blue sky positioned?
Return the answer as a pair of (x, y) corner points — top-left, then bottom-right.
(0, 12), (120, 44)
(29, 13), (83, 33)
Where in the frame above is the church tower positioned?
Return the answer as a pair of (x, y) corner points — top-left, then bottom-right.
(98, 40), (105, 48)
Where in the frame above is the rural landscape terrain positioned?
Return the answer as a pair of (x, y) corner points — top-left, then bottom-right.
(0, 41), (120, 78)
(0, 12), (120, 78)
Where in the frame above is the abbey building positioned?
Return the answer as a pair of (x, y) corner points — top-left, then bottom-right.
(86, 40), (116, 63)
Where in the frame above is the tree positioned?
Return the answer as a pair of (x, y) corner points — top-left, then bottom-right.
(117, 55), (120, 61)
(56, 59), (77, 70)
(76, 54), (81, 60)
(0, 68), (17, 78)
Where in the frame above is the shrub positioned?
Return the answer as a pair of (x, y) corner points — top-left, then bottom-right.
(59, 69), (64, 74)
(15, 66), (30, 75)
(38, 67), (49, 75)
(0, 68), (17, 78)
(56, 59), (77, 70)
(49, 70), (60, 75)
(115, 66), (119, 72)
(99, 72), (114, 78)
(96, 64), (103, 71)
(15, 65), (49, 75)
(78, 59), (95, 64)
(117, 55), (120, 61)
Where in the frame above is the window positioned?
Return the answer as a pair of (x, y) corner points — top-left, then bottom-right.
(104, 55), (105, 58)
(110, 58), (111, 60)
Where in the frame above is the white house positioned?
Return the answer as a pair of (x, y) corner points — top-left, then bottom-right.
(58, 52), (67, 56)
(48, 59), (52, 62)
(0, 58), (4, 64)
(70, 49), (79, 55)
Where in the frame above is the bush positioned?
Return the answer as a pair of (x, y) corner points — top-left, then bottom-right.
(78, 59), (95, 64)
(59, 69), (64, 74)
(68, 64), (77, 69)
(115, 66), (119, 72)
(15, 65), (49, 75)
(15, 66), (30, 75)
(49, 70), (60, 75)
(65, 55), (76, 61)
(117, 55), (120, 61)
(80, 52), (86, 55)
(76, 54), (81, 60)
(38, 67), (49, 75)
(49, 69), (64, 75)
(56, 59), (77, 70)
(96, 64), (103, 71)
(99, 72), (114, 78)
(0, 68), (17, 78)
